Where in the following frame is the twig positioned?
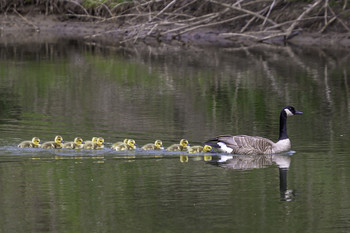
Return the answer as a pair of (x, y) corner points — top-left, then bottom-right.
(233, 0), (244, 8)
(110, 1), (132, 13)
(65, 14), (105, 20)
(151, 0), (177, 21)
(176, 12), (218, 24)
(324, 0), (328, 25)
(285, 0), (322, 38)
(242, 5), (270, 32)
(63, 0), (89, 15)
(343, 0), (348, 10)
(328, 5), (350, 32)
(84, 29), (119, 39)
(220, 32), (260, 40)
(99, 3), (113, 17)
(319, 16), (336, 33)
(117, 0), (152, 16)
(262, 0), (276, 26)
(259, 32), (293, 42)
(161, 12), (220, 35)
(265, 16), (324, 30)
(207, 0), (278, 26)
(172, 0), (197, 14)
(175, 14), (250, 36)
(13, 9), (40, 32)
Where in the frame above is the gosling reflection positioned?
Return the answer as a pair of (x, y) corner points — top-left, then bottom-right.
(180, 155), (189, 163)
(179, 154), (213, 163)
(206, 154), (295, 201)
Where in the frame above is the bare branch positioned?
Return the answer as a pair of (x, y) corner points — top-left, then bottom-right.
(207, 0), (278, 26)
(262, 0), (277, 26)
(13, 9), (40, 32)
(285, 0), (323, 37)
(151, 0), (176, 21)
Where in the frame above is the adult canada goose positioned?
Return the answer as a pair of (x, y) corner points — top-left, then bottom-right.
(166, 139), (190, 151)
(205, 106), (302, 155)
(92, 137), (105, 149)
(141, 140), (164, 150)
(114, 139), (136, 151)
(63, 137), (84, 149)
(111, 139), (128, 149)
(41, 135), (64, 149)
(188, 145), (212, 153)
(18, 137), (41, 148)
(83, 137), (98, 149)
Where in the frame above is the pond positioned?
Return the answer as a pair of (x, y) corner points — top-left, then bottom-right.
(0, 38), (350, 233)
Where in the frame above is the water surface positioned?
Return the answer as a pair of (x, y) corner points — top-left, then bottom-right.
(1, 39), (350, 232)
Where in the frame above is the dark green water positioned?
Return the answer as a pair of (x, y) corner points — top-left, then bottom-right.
(1, 39), (350, 233)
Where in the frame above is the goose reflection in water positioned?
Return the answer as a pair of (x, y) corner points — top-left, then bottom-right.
(205, 153), (295, 201)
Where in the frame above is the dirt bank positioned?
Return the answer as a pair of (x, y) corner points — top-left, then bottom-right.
(1, 13), (350, 49)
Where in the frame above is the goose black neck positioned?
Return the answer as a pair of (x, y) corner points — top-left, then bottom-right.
(278, 110), (288, 140)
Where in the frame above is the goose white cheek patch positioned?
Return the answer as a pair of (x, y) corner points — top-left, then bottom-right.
(284, 109), (293, 116)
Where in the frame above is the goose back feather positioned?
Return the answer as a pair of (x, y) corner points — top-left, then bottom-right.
(205, 106), (302, 155)
(206, 135), (287, 155)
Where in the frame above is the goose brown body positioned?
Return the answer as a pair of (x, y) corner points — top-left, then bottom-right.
(207, 135), (280, 155)
(205, 106), (302, 155)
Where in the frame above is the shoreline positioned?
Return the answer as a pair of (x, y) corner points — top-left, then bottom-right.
(1, 15), (350, 49)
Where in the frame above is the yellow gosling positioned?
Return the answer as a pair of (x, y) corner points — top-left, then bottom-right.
(41, 136), (64, 149)
(166, 139), (190, 151)
(111, 138), (128, 149)
(84, 137), (97, 144)
(115, 139), (136, 151)
(92, 137), (105, 149)
(83, 137), (98, 149)
(18, 137), (41, 148)
(141, 140), (164, 150)
(63, 137), (84, 149)
(188, 145), (212, 153)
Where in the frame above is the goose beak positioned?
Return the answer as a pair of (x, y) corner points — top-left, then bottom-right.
(295, 110), (303, 115)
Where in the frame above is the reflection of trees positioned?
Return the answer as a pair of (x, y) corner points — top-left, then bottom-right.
(1, 40), (350, 147)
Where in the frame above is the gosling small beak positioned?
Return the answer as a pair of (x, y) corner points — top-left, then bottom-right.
(61, 140), (65, 143)
(82, 142), (85, 144)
